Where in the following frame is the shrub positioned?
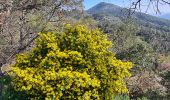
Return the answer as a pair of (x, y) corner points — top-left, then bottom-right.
(11, 24), (133, 99)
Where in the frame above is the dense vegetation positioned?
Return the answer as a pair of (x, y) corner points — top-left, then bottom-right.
(87, 2), (170, 99)
(87, 2), (170, 54)
(0, 1), (170, 100)
(10, 24), (133, 99)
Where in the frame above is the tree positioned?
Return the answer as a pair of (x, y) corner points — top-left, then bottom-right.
(116, 41), (155, 73)
(11, 24), (133, 99)
(0, 0), (83, 67)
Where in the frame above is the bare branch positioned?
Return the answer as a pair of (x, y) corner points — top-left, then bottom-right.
(130, 0), (170, 14)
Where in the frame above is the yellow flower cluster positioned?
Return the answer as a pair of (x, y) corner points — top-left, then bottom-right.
(12, 67), (100, 99)
(11, 24), (133, 99)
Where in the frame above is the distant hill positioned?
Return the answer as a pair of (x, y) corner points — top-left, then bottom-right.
(160, 13), (170, 20)
(87, 2), (170, 32)
(87, 2), (126, 17)
(87, 2), (170, 54)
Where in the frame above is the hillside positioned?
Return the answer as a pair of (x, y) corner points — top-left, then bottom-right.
(87, 4), (170, 98)
(1, 1), (170, 99)
(87, 2), (170, 32)
(160, 13), (170, 20)
(87, 2), (170, 54)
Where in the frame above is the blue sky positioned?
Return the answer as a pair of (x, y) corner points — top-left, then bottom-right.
(83, 0), (170, 15)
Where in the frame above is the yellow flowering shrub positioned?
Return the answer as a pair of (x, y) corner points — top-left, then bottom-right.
(11, 24), (133, 99)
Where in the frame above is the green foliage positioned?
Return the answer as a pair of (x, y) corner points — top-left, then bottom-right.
(137, 26), (170, 54)
(114, 95), (130, 100)
(11, 24), (133, 99)
(0, 36), (6, 45)
(88, 2), (170, 73)
(0, 74), (28, 100)
(144, 89), (167, 100)
(160, 71), (170, 99)
(137, 97), (148, 100)
(97, 16), (155, 72)
(116, 39), (155, 72)
(112, 95), (148, 100)
(109, 22), (139, 53)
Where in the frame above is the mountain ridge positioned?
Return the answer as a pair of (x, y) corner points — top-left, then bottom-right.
(160, 13), (170, 20)
(87, 2), (170, 29)
(86, 2), (170, 55)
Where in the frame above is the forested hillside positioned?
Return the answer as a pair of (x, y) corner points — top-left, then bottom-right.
(87, 2), (170, 99)
(87, 2), (170, 54)
(0, 0), (170, 100)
